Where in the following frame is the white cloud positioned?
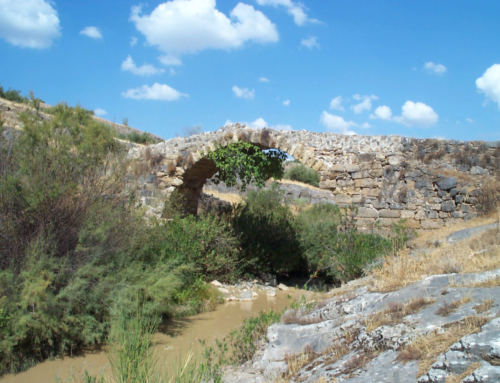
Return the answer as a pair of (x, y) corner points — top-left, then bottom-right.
(232, 86), (255, 100)
(259, 77), (270, 82)
(466, 118), (474, 123)
(94, 108), (108, 116)
(476, 64), (500, 110)
(169, 68), (177, 76)
(370, 105), (392, 120)
(351, 94), (378, 114)
(130, 0), (278, 66)
(80, 26), (102, 39)
(361, 122), (371, 129)
(130, 36), (138, 46)
(301, 36), (319, 49)
(283, 99), (290, 106)
(121, 83), (188, 101)
(424, 62), (447, 75)
(393, 101), (438, 127)
(329, 96), (344, 111)
(0, 0), (60, 49)
(320, 111), (357, 134)
(121, 56), (165, 76)
(256, 0), (319, 26)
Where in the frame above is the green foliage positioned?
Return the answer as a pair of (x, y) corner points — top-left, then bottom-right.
(0, 85), (27, 103)
(283, 163), (321, 187)
(231, 184), (304, 275)
(296, 205), (394, 282)
(203, 309), (282, 368)
(116, 131), (158, 145)
(207, 142), (287, 191)
(0, 103), (238, 376)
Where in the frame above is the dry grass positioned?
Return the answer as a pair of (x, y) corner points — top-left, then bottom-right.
(445, 362), (482, 383)
(274, 346), (318, 383)
(473, 299), (495, 314)
(398, 315), (489, 377)
(452, 275), (500, 288)
(342, 351), (377, 378)
(281, 309), (323, 326)
(201, 188), (243, 205)
(435, 296), (471, 317)
(412, 215), (498, 247)
(366, 298), (436, 332)
(369, 228), (500, 292)
(275, 178), (325, 192)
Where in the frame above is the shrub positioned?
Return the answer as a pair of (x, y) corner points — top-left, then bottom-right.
(296, 205), (393, 283)
(231, 185), (303, 275)
(284, 163), (320, 187)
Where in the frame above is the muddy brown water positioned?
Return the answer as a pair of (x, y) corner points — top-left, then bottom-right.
(1, 288), (313, 383)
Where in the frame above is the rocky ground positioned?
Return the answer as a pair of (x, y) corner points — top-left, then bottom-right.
(223, 226), (500, 383)
(210, 279), (291, 302)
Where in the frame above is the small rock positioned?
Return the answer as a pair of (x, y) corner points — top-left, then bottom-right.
(267, 291), (277, 297)
(226, 296), (239, 301)
(218, 287), (230, 294)
(252, 291), (259, 299)
(240, 291), (253, 301)
(278, 283), (289, 291)
(210, 280), (222, 287)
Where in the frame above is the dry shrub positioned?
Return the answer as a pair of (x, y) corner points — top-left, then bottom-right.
(275, 345), (318, 383)
(445, 362), (482, 383)
(149, 152), (165, 168)
(398, 316), (488, 377)
(435, 296), (471, 316)
(260, 128), (271, 145)
(366, 298), (436, 332)
(131, 159), (150, 176)
(175, 153), (184, 166)
(473, 299), (494, 314)
(237, 130), (247, 141)
(224, 132), (234, 140)
(476, 182), (500, 216)
(282, 309), (323, 326)
(369, 230), (500, 292)
(343, 351), (377, 377)
(167, 160), (176, 174)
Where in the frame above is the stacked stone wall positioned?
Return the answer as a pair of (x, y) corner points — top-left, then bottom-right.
(128, 124), (500, 229)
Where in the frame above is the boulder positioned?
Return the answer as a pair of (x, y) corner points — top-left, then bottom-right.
(437, 177), (457, 191)
(210, 280), (222, 287)
(239, 291), (253, 301)
(441, 200), (456, 212)
(470, 166), (488, 175)
(278, 283), (289, 291)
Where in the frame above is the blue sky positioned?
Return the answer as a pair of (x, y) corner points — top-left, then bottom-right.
(1, 0), (500, 141)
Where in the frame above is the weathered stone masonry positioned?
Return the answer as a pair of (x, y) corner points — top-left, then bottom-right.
(128, 123), (500, 230)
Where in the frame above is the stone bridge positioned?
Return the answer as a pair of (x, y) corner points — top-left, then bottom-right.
(129, 123), (500, 230)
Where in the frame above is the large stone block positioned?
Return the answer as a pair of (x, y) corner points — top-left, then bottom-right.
(379, 209), (401, 218)
(441, 200), (456, 212)
(357, 207), (379, 219)
(420, 219), (444, 230)
(319, 179), (337, 190)
(437, 177), (457, 190)
(354, 178), (375, 188)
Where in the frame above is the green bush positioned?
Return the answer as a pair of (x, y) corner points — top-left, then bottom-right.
(296, 204), (393, 283)
(0, 85), (26, 103)
(231, 184), (303, 275)
(0, 104), (239, 375)
(283, 163), (320, 187)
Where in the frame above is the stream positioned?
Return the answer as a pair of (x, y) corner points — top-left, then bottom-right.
(1, 288), (311, 383)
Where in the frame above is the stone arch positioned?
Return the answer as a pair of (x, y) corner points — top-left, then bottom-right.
(173, 125), (324, 214)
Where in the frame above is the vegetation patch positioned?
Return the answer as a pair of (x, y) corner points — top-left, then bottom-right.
(473, 299), (495, 314)
(366, 298), (436, 332)
(283, 162), (321, 187)
(435, 296), (472, 317)
(398, 316), (488, 377)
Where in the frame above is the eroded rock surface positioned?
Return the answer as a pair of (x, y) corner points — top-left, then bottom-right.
(224, 269), (500, 382)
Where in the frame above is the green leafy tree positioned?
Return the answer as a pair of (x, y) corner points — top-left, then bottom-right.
(206, 142), (287, 191)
